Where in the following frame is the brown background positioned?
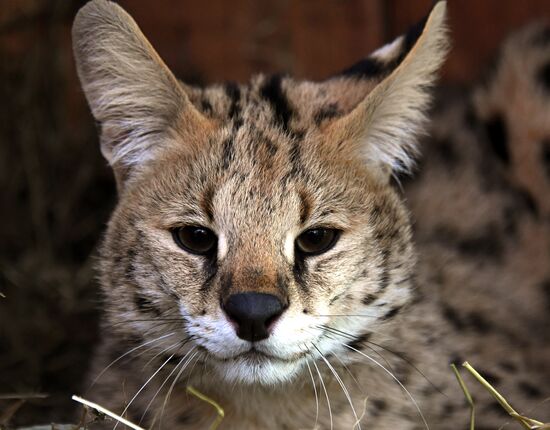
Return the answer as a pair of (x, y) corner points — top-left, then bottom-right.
(1, 0), (549, 426)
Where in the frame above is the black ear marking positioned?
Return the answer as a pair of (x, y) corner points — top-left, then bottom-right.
(337, 8), (429, 80)
(339, 57), (385, 79)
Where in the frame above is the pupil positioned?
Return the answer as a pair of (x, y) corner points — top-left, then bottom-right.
(308, 230), (324, 243)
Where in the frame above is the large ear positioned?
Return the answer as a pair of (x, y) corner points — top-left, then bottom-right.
(72, 0), (209, 185)
(326, 1), (449, 178)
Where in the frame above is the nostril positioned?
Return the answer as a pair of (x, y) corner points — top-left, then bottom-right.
(223, 293), (286, 342)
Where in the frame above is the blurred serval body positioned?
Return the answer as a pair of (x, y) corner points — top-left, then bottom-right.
(72, 1), (550, 428)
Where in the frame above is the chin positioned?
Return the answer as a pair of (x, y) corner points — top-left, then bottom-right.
(209, 352), (306, 386)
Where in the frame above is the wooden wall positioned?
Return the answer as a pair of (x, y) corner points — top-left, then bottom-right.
(116, 0), (550, 83)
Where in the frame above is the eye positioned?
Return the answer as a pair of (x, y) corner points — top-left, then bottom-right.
(172, 226), (217, 255)
(295, 228), (340, 256)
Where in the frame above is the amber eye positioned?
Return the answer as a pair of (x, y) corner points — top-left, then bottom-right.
(172, 226), (217, 255)
(295, 228), (340, 256)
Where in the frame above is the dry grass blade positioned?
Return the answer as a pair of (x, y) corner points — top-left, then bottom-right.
(453, 362), (549, 430)
(71, 395), (145, 430)
(451, 364), (475, 430)
(186, 386), (225, 430)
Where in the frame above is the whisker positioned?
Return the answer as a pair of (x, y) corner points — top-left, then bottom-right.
(317, 325), (395, 373)
(331, 351), (365, 396)
(318, 324), (443, 397)
(305, 360), (320, 429)
(365, 339), (445, 397)
(343, 343), (430, 430)
(309, 314), (380, 318)
(141, 340), (183, 371)
(159, 347), (199, 428)
(113, 353), (175, 430)
(90, 332), (175, 388)
(312, 356), (333, 430)
(139, 343), (190, 425)
(112, 319), (184, 327)
(314, 345), (361, 430)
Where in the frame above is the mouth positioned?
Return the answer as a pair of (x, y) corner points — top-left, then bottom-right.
(205, 345), (308, 364)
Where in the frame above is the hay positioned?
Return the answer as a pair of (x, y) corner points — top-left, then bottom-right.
(452, 362), (550, 430)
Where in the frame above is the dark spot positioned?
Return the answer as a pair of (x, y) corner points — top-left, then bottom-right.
(443, 305), (493, 333)
(443, 305), (465, 330)
(512, 186), (538, 216)
(369, 399), (387, 416)
(302, 308), (309, 314)
(499, 360), (518, 372)
(541, 139), (550, 180)
(434, 225), (504, 260)
(287, 139), (303, 179)
(483, 114), (509, 164)
(201, 98), (213, 115)
(377, 250), (391, 293)
(298, 190), (311, 225)
(225, 82), (241, 119)
(433, 137), (460, 168)
(477, 368), (500, 385)
(448, 354), (464, 366)
(463, 103), (479, 129)
(345, 332), (372, 350)
(362, 293), (377, 306)
(482, 401), (508, 415)
(468, 312), (492, 333)
(314, 103), (342, 125)
(133, 292), (161, 316)
(537, 62), (550, 92)
(200, 185), (215, 222)
(177, 411), (197, 424)
(293, 253), (308, 293)
(443, 402), (456, 415)
(533, 25), (550, 46)
(263, 136), (278, 157)
(380, 305), (402, 321)
(260, 75), (294, 132)
(221, 136), (234, 169)
(518, 381), (543, 398)
(457, 230), (503, 260)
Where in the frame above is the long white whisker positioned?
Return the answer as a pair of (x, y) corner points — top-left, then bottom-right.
(343, 344), (430, 430)
(314, 345), (361, 430)
(90, 332), (175, 388)
(331, 350), (365, 396)
(312, 357), (333, 430)
(141, 340), (182, 371)
(159, 348), (198, 428)
(305, 360), (319, 429)
(113, 354), (175, 430)
(139, 345), (189, 425)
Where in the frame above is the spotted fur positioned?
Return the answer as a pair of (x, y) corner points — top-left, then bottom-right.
(73, 1), (550, 429)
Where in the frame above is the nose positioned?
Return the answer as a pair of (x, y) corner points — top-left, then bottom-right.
(223, 293), (285, 342)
